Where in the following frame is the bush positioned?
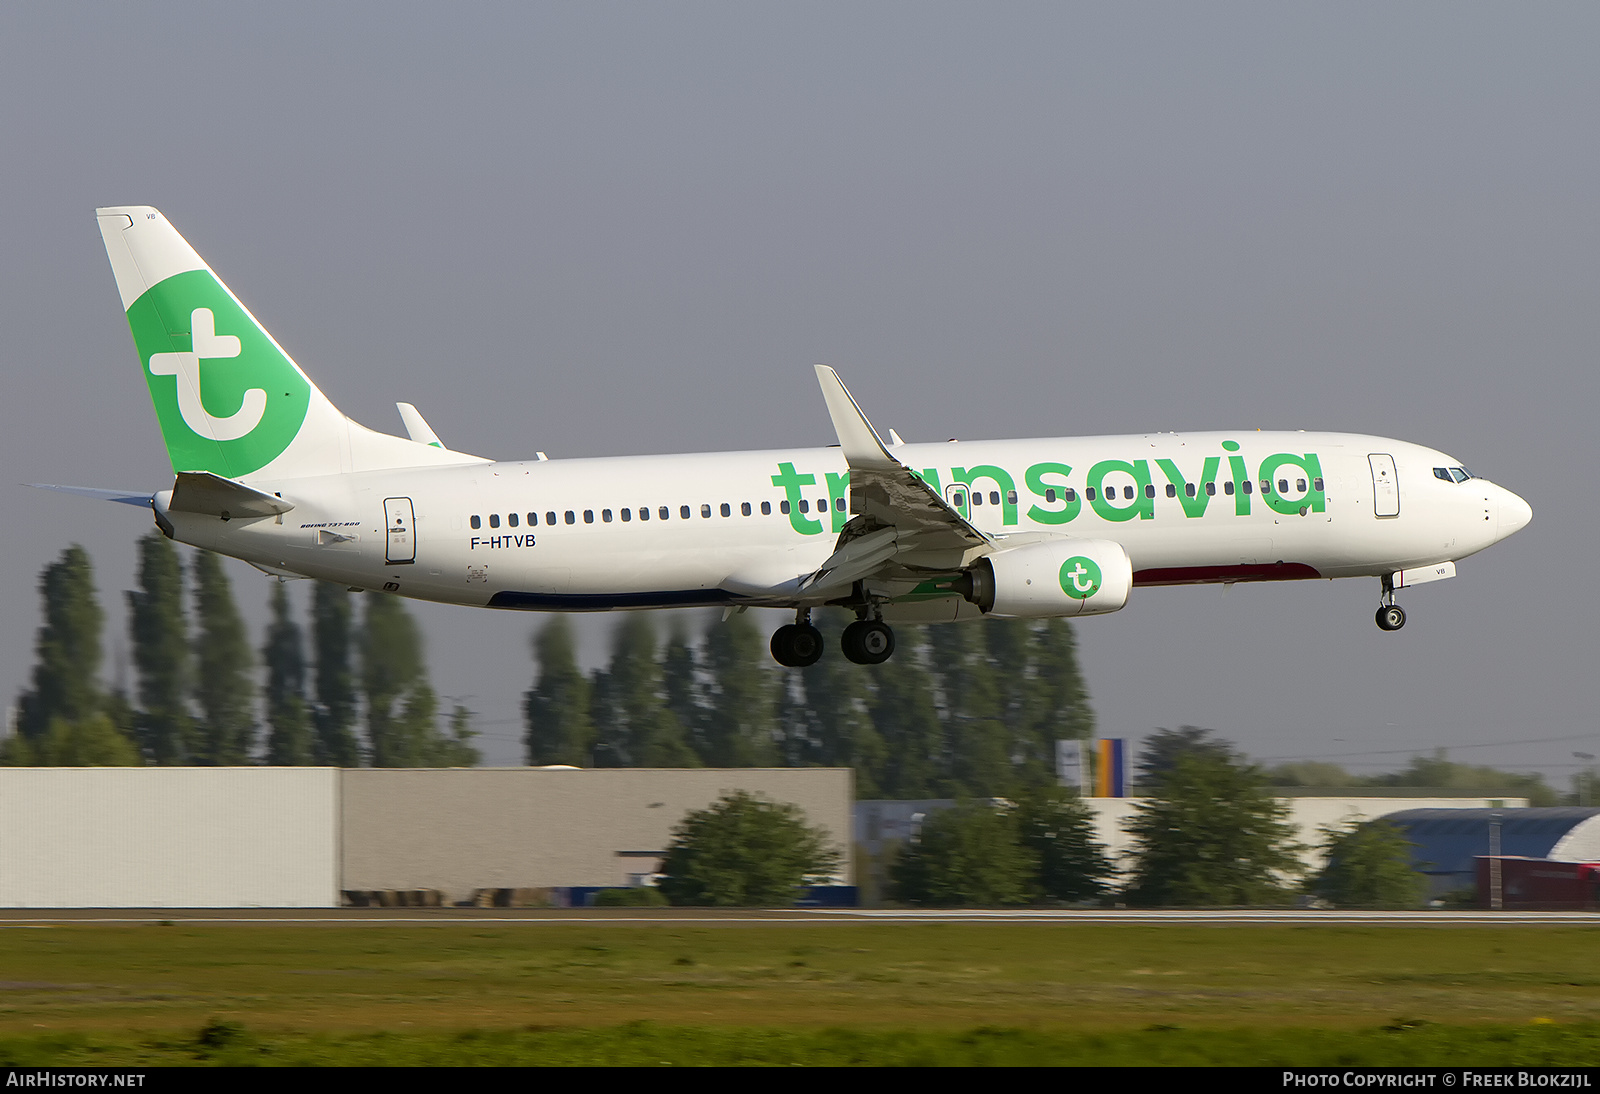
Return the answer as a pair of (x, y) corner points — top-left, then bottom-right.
(1123, 752), (1304, 906)
(1014, 786), (1114, 903)
(591, 886), (669, 908)
(890, 800), (1039, 906)
(1307, 819), (1427, 909)
(656, 791), (840, 907)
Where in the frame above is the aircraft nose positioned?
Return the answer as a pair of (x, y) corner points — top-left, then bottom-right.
(1498, 488), (1532, 539)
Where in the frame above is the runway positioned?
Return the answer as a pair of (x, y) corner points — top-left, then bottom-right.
(0, 908), (1595, 925)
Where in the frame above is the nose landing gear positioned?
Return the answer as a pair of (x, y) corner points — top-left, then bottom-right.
(1375, 574), (1406, 631)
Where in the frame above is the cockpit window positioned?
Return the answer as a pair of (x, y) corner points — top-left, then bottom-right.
(1435, 466), (1475, 483)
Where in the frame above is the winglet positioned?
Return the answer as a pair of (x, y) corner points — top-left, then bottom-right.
(814, 366), (899, 471)
(396, 403), (444, 448)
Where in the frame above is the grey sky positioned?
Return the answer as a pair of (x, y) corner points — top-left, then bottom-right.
(2, 4), (1592, 777)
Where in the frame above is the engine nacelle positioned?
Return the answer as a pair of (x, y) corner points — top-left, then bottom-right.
(959, 538), (1133, 618)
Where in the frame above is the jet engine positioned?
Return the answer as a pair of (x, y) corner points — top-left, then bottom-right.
(956, 538), (1133, 618)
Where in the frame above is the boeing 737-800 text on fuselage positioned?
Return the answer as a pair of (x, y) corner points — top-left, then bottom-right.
(50, 207), (1532, 667)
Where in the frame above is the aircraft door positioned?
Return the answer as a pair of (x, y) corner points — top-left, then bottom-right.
(384, 497), (416, 564)
(944, 483), (969, 520)
(1369, 455), (1399, 518)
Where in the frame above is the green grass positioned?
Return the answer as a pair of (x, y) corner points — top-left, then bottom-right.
(0, 920), (1597, 1063)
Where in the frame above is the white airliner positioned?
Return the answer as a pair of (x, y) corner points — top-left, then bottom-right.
(49, 207), (1532, 667)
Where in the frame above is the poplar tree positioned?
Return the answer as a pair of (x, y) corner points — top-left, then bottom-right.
(867, 626), (945, 799)
(262, 582), (313, 765)
(793, 611), (886, 796)
(700, 612), (779, 767)
(591, 614), (696, 767)
(661, 619), (703, 756)
(361, 592), (426, 766)
(524, 616), (594, 765)
(16, 545), (105, 741)
(311, 582), (361, 766)
(931, 622), (1010, 797)
(127, 532), (191, 764)
(191, 551), (255, 764)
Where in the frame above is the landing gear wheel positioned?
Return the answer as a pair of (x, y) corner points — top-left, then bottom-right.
(841, 620), (895, 665)
(1375, 605), (1407, 631)
(770, 623), (824, 667)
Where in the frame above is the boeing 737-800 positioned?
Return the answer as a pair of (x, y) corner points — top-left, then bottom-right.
(49, 207), (1532, 667)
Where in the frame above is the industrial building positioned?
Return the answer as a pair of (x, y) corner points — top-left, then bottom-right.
(0, 767), (852, 908)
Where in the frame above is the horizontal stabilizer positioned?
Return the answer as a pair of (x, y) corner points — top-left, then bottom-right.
(27, 483), (154, 508)
(168, 471), (294, 518)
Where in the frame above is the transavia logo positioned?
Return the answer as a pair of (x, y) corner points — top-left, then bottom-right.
(148, 308), (265, 440)
(1059, 556), (1102, 599)
(126, 270), (311, 477)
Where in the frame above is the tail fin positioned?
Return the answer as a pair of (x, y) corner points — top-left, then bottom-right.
(96, 207), (484, 481)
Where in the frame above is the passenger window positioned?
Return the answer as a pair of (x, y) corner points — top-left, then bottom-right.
(547, 511), (557, 525)
(1007, 490), (1017, 505)
(1279, 479), (1289, 493)
(799, 500), (810, 513)
(565, 511), (576, 525)
(621, 508), (631, 522)
(1185, 483), (1196, 498)
(584, 510), (594, 524)
(1205, 482), (1216, 496)
(470, 515), (481, 530)
(971, 492), (983, 506)
(1261, 480), (1272, 494)
(1242, 481), (1252, 495)
(1118, 486), (1130, 500)
(1086, 488), (1096, 501)
(990, 491), (1000, 506)
(818, 498), (828, 512)
(700, 504), (711, 518)
(680, 505), (691, 519)
(1314, 477), (1325, 491)
(720, 503), (731, 517)
(1224, 481), (1235, 495)
(780, 500), (790, 514)
(660, 506), (670, 520)
(952, 491), (965, 507)
(741, 502), (752, 516)
(1064, 488), (1077, 502)
(528, 512), (538, 526)
(1045, 488), (1056, 503)
(489, 514), (501, 529)
(761, 501), (772, 515)
(639, 507), (650, 521)
(508, 513), (519, 528)
(1296, 479), (1306, 492)
(1166, 484), (1177, 498)
(602, 509), (613, 522)
(1145, 485), (1155, 498)
(835, 497), (845, 510)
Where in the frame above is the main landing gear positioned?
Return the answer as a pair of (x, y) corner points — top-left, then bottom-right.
(1375, 575), (1406, 631)
(841, 618), (895, 665)
(769, 609), (897, 666)
(770, 611), (825, 668)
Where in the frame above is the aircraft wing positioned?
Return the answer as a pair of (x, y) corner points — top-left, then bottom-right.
(802, 366), (989, 596)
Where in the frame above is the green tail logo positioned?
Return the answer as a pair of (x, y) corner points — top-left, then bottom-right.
(125, 269), (310, 477)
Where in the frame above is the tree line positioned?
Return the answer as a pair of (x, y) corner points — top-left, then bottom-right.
(9, 536), (477, 767)
(523, 609), (1095, 799)
(645, 752), (1427, 909)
